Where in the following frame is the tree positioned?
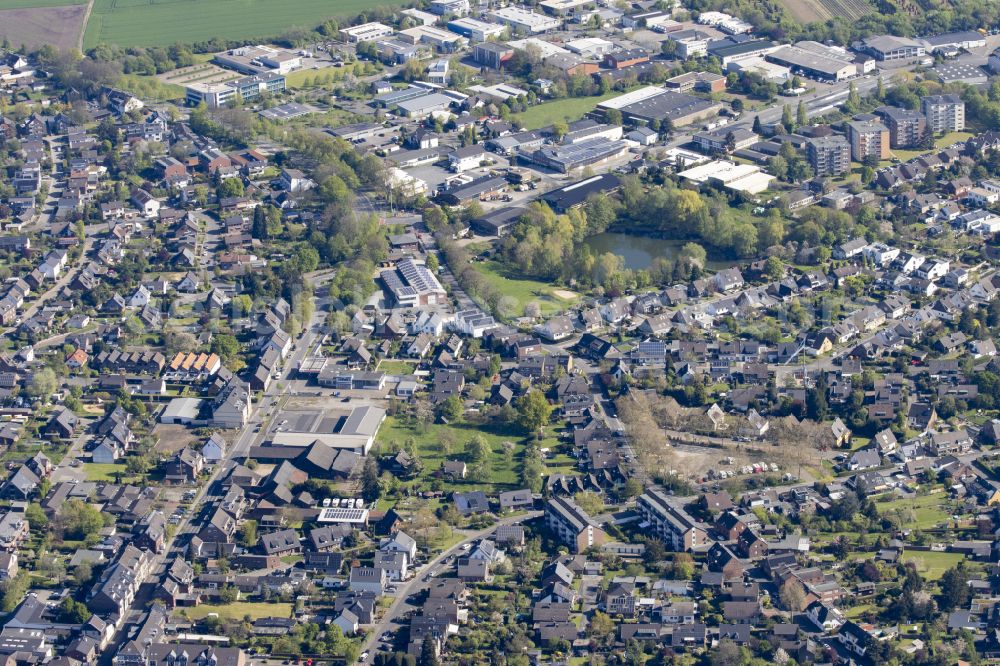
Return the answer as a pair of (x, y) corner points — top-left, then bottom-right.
(418, 634), (438, 666)
(752, 115), (762, 134)
(939, 564), (970, 611)
(464, 434), (490, 463)
(796, 100), (807, 127)
(219, 584), (239, 603)
(779, 579), (806, 611)
(238, 520), (257, 548)
(60, 500), (104, 540)
(621, 477), (643, 500)
(27, 368), (57, 400)
(781, 104), (793, 131)
(58, 596), (90, 623)
(588, 611), (615, 642)
(516, 390), (553, 436)
(764, 256), (785, 280)
(711, 639), (743, 666)
(552, 120), (568, 140)
(574, 491), (604, 516)
(73, 561), (93, 587)
(361, 457), (381, 502)
(436, 395), (463, 423)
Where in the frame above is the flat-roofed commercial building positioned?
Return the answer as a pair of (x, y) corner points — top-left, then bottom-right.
(708, 38), (777, 67)
(447, 17), (505, 42)
(539, 0), (590, 15)
(677, 159), (775, 195)
(858, 35), (926, 61)
(666, 29), (711, 59)
(269, 405), (387, 454)
(528, 137), (629, 173)
(430, 0), (469, 16)
(598, 86), (722, 127)
(213, 45), (301, 75)
(766, 44), (856, 82)
(489, 7), (560, 33)
(185, 72), (285, 109)
(340, 22), (394, 42)
(380, 257), (447, 307)
(398, 25), (467, 51)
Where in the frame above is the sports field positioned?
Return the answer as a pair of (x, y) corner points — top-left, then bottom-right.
(83, 0), (401, 49)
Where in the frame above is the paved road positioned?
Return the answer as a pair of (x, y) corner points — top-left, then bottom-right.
(95, 269), (337, 663)
(358, 511), (542, 660)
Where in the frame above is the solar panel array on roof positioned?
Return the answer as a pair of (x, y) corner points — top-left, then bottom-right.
(318, 507), (370, 523)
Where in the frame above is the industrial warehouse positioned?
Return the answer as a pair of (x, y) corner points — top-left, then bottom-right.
(597, 86), (723, 126)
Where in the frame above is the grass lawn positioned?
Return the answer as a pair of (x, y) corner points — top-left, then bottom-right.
(935, 131), (972, 148)
(471, 260), (578, 318)
(85, 0), (405, 48)
(284, 65), (354, 89)
(513, 92), (619, 130)
(117, 74), (185, 103)
(378, 360), (415, 375)
(184, 602), (292, 621)
(875, 493), (950, 530)
(376, 416), (527, 491)
(903, 551), (965, 581)
(844, 604), (875, 619)
(83, 462), (125, 482)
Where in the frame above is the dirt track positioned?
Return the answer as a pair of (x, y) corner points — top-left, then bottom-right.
(0, 4), (87, 51)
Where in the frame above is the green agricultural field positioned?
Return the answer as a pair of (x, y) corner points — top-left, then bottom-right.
(84, 0), (403, 49)
(0, 0), (83, 7)
(471, 259), (579, 317)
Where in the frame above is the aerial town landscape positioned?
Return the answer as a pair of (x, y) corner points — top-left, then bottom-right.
(0, 0), (999, 664)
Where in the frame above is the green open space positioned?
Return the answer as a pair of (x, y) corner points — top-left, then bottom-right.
(184, 602), (293, 621)
(284, 65), (355, 89)
(470, 259), (579, 317)
(875, 493), (950, 530)
(83, 462), (125, 482)
(84, 0), (403, 49)
(902, 551), (965, 581)
(377, 360), (415, 375)
(376, 415), (526, 491)
(513, 92), (619, 130)
(117, 74), (185, 103)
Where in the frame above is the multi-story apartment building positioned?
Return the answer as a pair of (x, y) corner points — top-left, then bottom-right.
(806, 135), (851, 176)
(846, 119), (889, 162)
(875, 106), (926, 148)
(922, 94), (965, 133)
(544, 496), (607, 553)
(636, 488), (709, 552)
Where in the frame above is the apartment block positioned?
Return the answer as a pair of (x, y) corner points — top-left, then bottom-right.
(544, 496), (607, 553)
(806, 135), (851, 176)
(846, 119), (889, 162)
(922, 94), (965, 133)
(637, 488), (709, 552)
